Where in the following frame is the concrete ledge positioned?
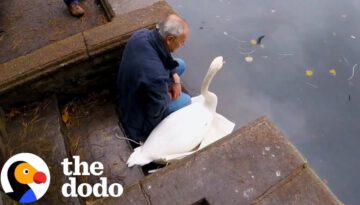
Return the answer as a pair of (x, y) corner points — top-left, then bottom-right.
(98, 0), (164, 21)
(254, 167), (343, 205)
(102, 117), (342, 205)
(0, 1), (175, 107)
(83, 1), (175, 58)
(99, 0), (116, 20)
(101, 0), (163, 18)
(0, 33), (88, 94)
(90, 184), (150, 205)
(139, 117), (307, 204)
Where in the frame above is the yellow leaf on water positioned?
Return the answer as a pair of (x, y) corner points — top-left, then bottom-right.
(250, 39), (257, 45)
(305, 69), (314, 77)
(245, 56), (254, 62)
(329, 69), (336, 76)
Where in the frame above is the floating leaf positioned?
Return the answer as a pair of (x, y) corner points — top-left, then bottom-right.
(305, 69), (314, 77)
(329, 69), (336, 76)
(250, 35), (265, 45)
(245, 56), (254, 63)
(250, 39), (257, 45)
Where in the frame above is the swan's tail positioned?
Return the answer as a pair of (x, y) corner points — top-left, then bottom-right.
(126, 147), (152, 167)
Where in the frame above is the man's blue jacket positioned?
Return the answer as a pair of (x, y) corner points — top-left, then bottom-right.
(116, 28), (179, 142)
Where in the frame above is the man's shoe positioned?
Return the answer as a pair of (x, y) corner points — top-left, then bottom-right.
(68, 3), (85, 17)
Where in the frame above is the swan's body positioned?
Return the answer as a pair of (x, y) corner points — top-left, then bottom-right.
(127, 56), (235, 167)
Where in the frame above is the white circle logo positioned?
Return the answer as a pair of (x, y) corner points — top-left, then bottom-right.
(1, 153), (50, 203)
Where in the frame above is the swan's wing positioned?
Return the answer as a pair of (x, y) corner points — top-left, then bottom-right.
(142, 103), (213, 158)
(145, 113), (234, 165)
(162, 151), (196, 162)
(191, 95), (204, 104)
(198, 113), (235, 149)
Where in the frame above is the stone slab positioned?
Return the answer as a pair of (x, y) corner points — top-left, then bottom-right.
(83, 1), (175, 58)
(254, 167), (343, 205)
(103, 0), (162, 18)
(89, 184), (149, 205)
(61, 92), (144, 203)
(0, 1), (175, 107)
(138, 117), (306, 205)
(0, 33), (88, 94)
(0, 0), (107, 64)
(0, 98), (80, 204)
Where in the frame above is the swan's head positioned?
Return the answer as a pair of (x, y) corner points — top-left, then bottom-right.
(209, 56), (225, 72)
(127, 147), (152, 167)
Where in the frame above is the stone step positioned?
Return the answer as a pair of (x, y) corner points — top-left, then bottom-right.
(0, 1), (174, 107)
(0, 97), (81, 204)
(60, 92), (144, 203)
(93, 117), (342, 205)
(87, 184), (149, 205)
(254, 167), (343, 205)
(101, 0), (162, 19)
(0, 0), (107, 64)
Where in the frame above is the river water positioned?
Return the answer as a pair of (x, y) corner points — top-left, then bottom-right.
(166, 0), (360, 204)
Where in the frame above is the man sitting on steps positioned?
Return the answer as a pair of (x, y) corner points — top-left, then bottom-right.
(116, 14), (191, 144)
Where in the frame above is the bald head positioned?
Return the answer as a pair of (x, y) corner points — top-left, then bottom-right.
(157, 14), (189, 39)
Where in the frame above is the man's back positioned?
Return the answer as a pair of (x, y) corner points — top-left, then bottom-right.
(116, 28), (172, 141)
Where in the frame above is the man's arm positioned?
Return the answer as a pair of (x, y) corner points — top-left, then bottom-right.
(143, 78), (171, 135)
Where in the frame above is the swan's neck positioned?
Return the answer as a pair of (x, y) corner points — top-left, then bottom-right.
(201, 67), (220, 112)
(202, 91), (217, 112)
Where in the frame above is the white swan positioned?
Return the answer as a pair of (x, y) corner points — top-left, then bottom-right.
(127, 56), (235, 167)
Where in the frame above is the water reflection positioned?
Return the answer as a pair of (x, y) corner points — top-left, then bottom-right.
(167, 0), (360, 204)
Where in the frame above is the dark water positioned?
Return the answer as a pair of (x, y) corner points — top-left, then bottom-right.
(166, 0), (360, 204)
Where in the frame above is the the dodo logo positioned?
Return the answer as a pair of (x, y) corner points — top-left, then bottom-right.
(1, 153), (50, 203)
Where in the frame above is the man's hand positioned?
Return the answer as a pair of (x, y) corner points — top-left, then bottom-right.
(169, 73), (182, 100)
(169, 83), (182, 100)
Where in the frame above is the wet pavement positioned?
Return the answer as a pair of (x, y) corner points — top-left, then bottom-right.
(0, 0), (107, 64)
(0, 93), (144, 204)
(167, 0), (360, 204)
(0, 98), (81, 204)
(61, 92), (143, 203)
